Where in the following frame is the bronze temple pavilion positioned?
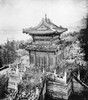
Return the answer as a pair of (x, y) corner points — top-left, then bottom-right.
(23, 15), (72, 100)
(23, 15), (67, 70)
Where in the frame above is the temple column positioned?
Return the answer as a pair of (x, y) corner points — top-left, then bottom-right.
(47, 52), (50, 71)
(35, 51), (36, 66)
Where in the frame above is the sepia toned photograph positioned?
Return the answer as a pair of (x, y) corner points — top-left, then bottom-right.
(0, 0), (88, 100)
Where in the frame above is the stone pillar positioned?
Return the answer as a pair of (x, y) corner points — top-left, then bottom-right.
(54, 69), (57, 76)
(36, 87), (39, 95)
(77, 71), (80, 80)
(63, 71), (67, 83)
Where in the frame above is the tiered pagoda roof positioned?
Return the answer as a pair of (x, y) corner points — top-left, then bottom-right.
(23, 15), (68, 36)
(24, 15), (68, 52)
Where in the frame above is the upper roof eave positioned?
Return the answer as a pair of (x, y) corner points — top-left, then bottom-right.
(23, 28), (68, 36)
(23, 16), (68, 35)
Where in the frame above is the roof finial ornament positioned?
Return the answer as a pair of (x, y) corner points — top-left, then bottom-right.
(45, 14), (47, 21)
(45, 14), (47, 18)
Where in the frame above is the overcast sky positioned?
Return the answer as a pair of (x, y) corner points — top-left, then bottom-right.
(0, 0), (87, 44)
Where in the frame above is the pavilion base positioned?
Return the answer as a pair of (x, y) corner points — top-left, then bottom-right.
(46, 80), (72, 100)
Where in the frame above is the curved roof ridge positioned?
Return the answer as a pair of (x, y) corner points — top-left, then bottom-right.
(31, 18), (52, 31)
(43, 18), (53, 30)
(33, 18), (44, 30)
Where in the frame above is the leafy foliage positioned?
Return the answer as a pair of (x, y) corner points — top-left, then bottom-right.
(79, 18), (88, 61)
(0, 40), (17, 65)
(60, 31), (87, 71)
(0, 75), (8, 99)
(0, 39), (30, 66)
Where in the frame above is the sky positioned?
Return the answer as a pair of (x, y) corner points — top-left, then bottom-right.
(0, 0), (87, 44)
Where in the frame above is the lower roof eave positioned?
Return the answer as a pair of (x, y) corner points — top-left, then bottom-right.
(25, 49), (57, 53)
(23, 31), (64, 36)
